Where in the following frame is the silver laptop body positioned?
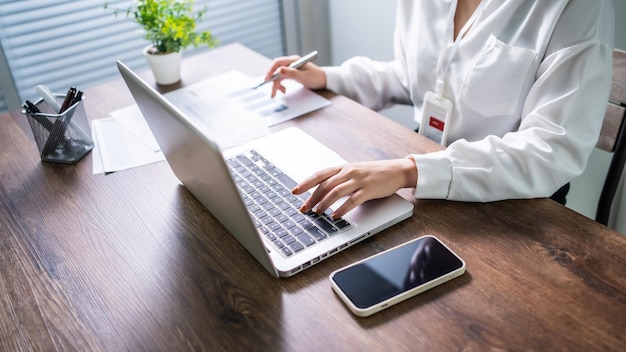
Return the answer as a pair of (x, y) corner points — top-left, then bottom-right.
(117, 60), (414, 277)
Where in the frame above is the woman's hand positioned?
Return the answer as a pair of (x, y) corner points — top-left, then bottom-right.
(292, 158), (418, 219)
(264, 54), (327, 98)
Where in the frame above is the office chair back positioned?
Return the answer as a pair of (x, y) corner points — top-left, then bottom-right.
(595, 48), (626, 226)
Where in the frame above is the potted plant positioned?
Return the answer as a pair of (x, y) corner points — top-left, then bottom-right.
(105, 0), (218, 85)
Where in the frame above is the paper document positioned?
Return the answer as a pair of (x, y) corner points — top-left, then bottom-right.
(92, 69), (330, 174)
(91, 123), (104, 174)
(165, 70), (331, 147)
(110, 105), (161, 152)
(92, 117), (165, 174)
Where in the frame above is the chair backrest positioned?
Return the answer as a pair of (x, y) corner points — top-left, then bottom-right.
(595, 48), (626, 226)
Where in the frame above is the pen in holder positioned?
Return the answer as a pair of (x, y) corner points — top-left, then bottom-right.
(22, 94), (94, 164)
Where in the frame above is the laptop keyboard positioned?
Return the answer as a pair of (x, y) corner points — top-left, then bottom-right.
(226, 149), (352, 257)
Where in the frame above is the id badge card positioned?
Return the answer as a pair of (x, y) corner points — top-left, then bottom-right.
(419, 91), (453, 146)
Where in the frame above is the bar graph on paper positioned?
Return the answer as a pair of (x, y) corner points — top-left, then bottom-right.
(163, 70), (330, 147)
(225, 85), (288, 117)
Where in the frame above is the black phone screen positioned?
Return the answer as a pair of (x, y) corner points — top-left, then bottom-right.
(331, 236), (464, 309)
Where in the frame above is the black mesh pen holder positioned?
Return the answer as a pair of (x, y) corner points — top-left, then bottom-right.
(22, 95), (93, 164)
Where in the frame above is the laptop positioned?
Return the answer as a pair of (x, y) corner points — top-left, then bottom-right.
(117, 60), (414, 277)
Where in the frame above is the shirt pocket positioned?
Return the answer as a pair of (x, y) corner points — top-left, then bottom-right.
(461, 35), (537, 117)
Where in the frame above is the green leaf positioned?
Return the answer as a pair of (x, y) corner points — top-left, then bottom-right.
(104, 0), (219, 54)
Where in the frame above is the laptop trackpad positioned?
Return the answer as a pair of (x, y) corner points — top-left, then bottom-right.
(250, 127), (346, 184)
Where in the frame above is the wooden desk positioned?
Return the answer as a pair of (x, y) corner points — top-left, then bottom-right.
(1, 43), (624, 351)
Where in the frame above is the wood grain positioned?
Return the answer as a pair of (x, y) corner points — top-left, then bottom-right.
(1, 43), (625, 352)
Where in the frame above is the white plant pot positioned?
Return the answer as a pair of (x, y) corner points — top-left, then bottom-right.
(143, 45), (182, 85)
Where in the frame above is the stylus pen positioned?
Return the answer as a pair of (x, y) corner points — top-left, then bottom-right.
(253, 50), (319, 89)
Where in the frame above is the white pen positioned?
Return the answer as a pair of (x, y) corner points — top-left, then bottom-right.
(254, 50), (319, 89)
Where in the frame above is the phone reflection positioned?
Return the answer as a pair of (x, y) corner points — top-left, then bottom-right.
(404, 236), (457, 289)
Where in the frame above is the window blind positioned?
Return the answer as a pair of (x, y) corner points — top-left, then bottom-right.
(0, 0), (284, 113)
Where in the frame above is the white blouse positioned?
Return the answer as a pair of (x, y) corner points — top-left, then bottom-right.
(324, 0), (614, 201)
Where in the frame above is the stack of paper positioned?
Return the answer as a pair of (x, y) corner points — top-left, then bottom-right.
(91, 105), (165, 174)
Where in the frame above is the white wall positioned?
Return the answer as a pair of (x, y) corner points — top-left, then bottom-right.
(328, 1), (415, 130)
(327, 0), (625, 234)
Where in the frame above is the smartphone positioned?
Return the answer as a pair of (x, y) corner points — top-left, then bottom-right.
(329, 235), (465, 317)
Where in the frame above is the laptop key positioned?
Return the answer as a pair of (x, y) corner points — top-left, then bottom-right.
(289, 241), (305, 253)
(282, 234), (296, 245)
(249, 164), (261, 173)
(261, 216), (274, 225)
(280, 247), (293, 257)
(284, 207), (298, 216)
(296, 233), (316, 247)
(291, 213), (305, 223)
(300, 219), (314, 229)
(267, 209), (281, 218)
(283, 220), (297, 229)
(306, 226), (327, 241)
(285, 194), (299, 203)
(307, 211), (320, 219)
(226, 158), (241, 168)
(268, 222), (281, 231)
(236, 154), (253, 166)
(289, 226), (303, 236)
(333, 218), (351, 230)
(270, 197), (285, 206)
(276, 174), (297, 190)
(253, 209), (267, 219)
(315, 218), (338, 235)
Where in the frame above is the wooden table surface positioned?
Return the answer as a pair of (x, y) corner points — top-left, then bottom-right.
(1, 43), (624, 352)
